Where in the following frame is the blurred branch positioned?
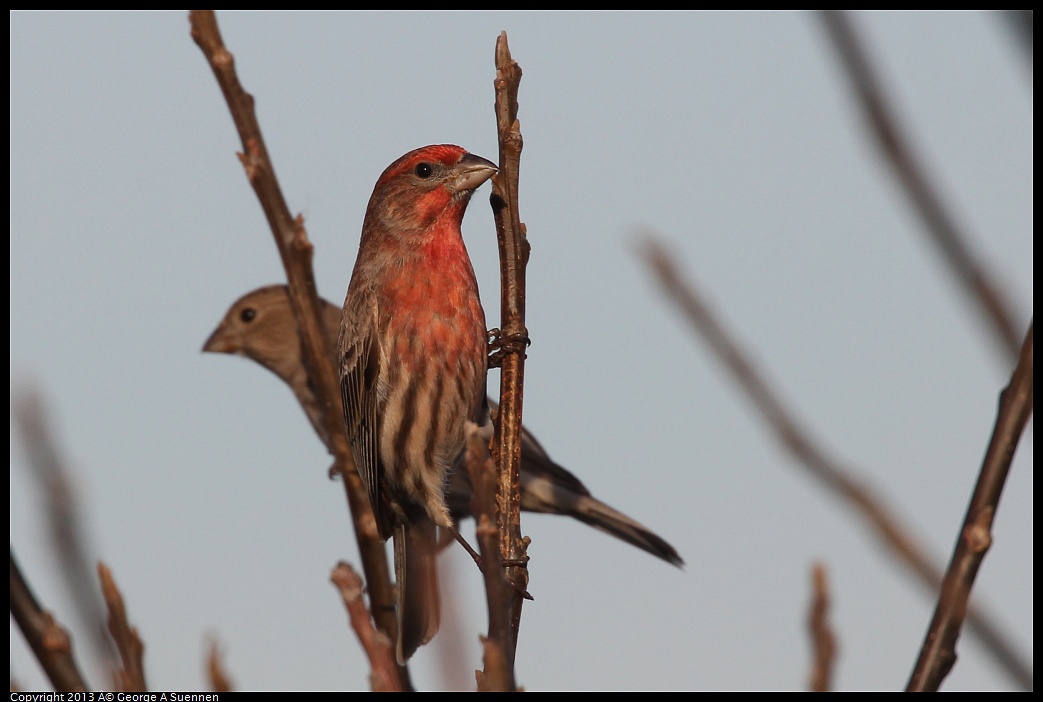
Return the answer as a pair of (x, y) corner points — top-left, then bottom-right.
(488, 30), (530, 670)
(907, 321), (1033, 691)
(999, 10), (1033, 66)
(13, 387), (112, 669)
(98, 562), (147, 691)
(807, 563), (837, 692)
(819, 10), (1023, 364)
(10, 549), (89, 692)
(188, 11), (409, 689)
(331, 562), (402, 692)
(639, 235), (1032, 690)
(205, 637), (234, 693)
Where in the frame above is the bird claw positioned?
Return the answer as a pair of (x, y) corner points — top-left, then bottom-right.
(487, 327), (531, 368)
(449, 527), (533, 599)
(503, 558), (534, 601)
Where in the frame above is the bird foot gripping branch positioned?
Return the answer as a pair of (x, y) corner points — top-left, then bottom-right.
(487, 327), (531, 368)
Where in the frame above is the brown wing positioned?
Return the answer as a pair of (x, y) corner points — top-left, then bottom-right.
(339, 296), (393, 540)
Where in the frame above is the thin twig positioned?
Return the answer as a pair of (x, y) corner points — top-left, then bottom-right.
(188, 11), (408, 689)
(640, 235), (1032, 690)
(818, 10), (1023, 364)
(97, 562), (147, 692)
(331, 562), (402, 692)
(10, 549), (89, 692)
(807, 563), (837, 692)
(205, 637), (234, 693)
(464, 423), (516, 692)
(907, 322), (1033, 691)
(13, 388), (113, 670)
(488, 29), (529, 671)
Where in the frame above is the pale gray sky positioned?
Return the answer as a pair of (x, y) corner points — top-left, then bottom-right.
(10, 11), (1032, 691)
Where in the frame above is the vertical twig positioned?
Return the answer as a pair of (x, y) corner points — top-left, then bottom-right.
(819, 10), (1023, 364)
(907, 322), (1033, 691)
(187, 11), (408, 689)
(463, 424), (515, 691)
(205, 637), (234, 692)
(330, 563), (402, 692)
(97, 562), (147, 692)
(489, 30), (529, 668)
(10, 549), (90, 692)
(807, 563), (837, 692)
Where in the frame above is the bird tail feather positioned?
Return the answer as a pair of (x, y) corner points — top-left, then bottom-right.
(393, 519), (441, 663)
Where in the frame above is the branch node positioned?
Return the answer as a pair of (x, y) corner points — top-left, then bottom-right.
(963, 508), (994, 554)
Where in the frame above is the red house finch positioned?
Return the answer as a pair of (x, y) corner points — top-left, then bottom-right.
(338, 144), (495, 662)
(203, 284), (683, 569)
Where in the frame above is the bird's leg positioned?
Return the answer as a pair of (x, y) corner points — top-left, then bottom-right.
(448, 524), (533, 600)
(446, 524), (484, 569)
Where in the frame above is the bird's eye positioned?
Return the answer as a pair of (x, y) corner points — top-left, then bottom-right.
(414, 163), (433, 179)
(240, 308), (257, 323)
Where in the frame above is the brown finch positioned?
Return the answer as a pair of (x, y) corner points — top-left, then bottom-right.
(203, 284), (683, 571)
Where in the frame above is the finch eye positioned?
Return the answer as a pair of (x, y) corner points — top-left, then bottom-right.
(240, 308), (256, 323)
(414, 163), (433, 179)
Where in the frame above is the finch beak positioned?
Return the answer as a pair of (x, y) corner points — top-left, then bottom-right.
(449, 153), (497, 194)
(202, 328), (235, 354)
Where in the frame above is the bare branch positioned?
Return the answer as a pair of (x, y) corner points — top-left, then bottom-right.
(13, 387), (112, 670)
(640, 235), (1032, 690)
(476, 636), (515, 693)
(205, 637), (234, 693)
(907, 322), (1033, 691)
(97, 562), (147, 692)
(488, 29), (530, 671)
(807, 563), (837, 692)
(463, 423), (517, 692)
(188, 11), (407, 688)
(818, 10), (1023, 364)
(330, 562), (402, 692)
(10, 549), (89, 692)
